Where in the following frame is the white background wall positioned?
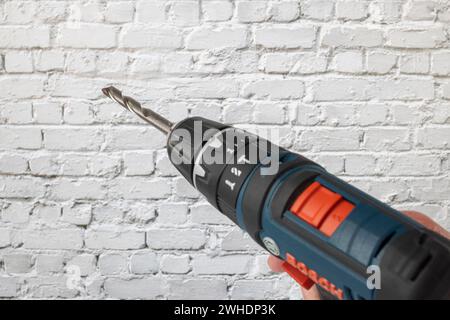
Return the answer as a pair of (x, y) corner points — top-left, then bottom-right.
(0, 0), (449, 299)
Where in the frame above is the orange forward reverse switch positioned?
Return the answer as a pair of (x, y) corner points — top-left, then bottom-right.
(290, 182), (355, 236)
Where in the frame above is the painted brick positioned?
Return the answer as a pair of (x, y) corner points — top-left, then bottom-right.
(0, 229), (11, 248)
(175, 79), (239, 99)
(1, 102), (33, 124)
(105, 2), (134, 23)
(242, 80), (304, 100)
(157, 203), (188, 225)
(66, 254), (96, 276)
(5, 51), (33, 73)
(190, 203), (234, 225)
(322, 27), (383, 47)
(43, 128), (103, 151)
(36, 255), (64, 274)
(186, 27), (248, 49)
(147, 229), (206, 250)
(136, 1), (165, 22)
(431, 52), (450, 76)
(262, 52), (326, 74)
(1, 201), (32, 224)
(4, 1), (38, 24)
(417, 128), (450, 149)
(302, 0), (334, 20)
(297, 129), (361, 151)
(169, 1), (200, 26)
(161, 255), (190, 274)
(386, 28), (446, 48)
(0, 154), (28, 174)
(255, 26), (316, 49)
(123, 151), (155, 176)
(400, 53), (430, 74)
(120, 26), (182, 49)
(104, 278), (165, 299)
(192, 254), (253, 275)
(168, 279), (227, 299)
(130, 252), (159, 274)
(0, 77), (45, 99)
(364, 128), (411, 151)
(0, 26), (50, 48)
(404, 1), (439, 21)
(231, 279), (276, 299)
(369, 0), (402, 22)
(62, 204), (92, 226)
(367, 51), (397, 74)
(0, 277), (18, 297)
(0, 177), (46, 198)
(332, 51), (364, 73)
(85, 228), (146, 250)
(98, 253), (128, 275)
(237, 1), (268, 22)
(269, 1), (300, 22)
(33, 102), (62, 124)
(23, 229), (83, 249)
(57, 25), (117, 48)
(4, 254), (32, 273)
(336, 1), (368, 20)
(312, 79), (370, 101)
(203, 1), (233, 21)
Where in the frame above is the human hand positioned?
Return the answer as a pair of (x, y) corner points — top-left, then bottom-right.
(267, 211), (450, 300)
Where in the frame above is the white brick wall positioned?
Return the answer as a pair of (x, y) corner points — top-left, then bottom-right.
(0, 0), (449, 300)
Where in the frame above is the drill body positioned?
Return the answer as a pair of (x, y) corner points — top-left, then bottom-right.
(167, 117), (450, 300)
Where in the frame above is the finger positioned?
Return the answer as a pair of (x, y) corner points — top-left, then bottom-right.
(301, 285), (321, 300)
(267, 255), (284, 273)
(402, 210), (450, 239)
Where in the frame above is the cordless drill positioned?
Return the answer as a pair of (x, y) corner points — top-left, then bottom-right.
(103, 86), (450, 300)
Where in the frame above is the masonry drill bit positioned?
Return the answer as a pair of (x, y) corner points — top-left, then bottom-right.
(102, 86), (173, 135)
